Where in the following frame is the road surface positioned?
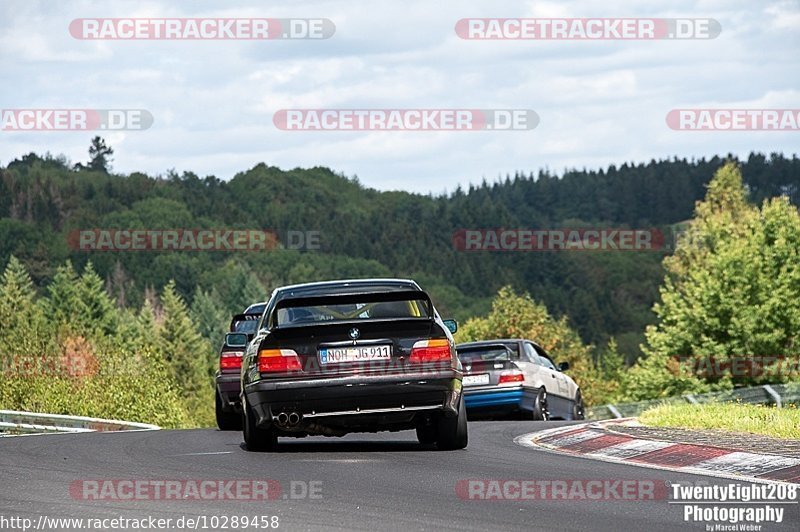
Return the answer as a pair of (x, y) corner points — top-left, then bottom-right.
(0, 421), (795, 531)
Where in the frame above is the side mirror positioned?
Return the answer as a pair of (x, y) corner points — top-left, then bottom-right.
(557, 361), (570, 372)
(225, 332), (248, 348)
(443, 319), (458, 334)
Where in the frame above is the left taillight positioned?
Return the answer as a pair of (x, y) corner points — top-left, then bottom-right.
(219, 351), (243, 371)
(498, 370), (524, 385)
(409, 339), (452, 364)
(258, 349), (303, 374)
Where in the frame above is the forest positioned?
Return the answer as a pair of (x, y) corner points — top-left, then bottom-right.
(2, 146), (798, 361)
(3, 145), (799, 424)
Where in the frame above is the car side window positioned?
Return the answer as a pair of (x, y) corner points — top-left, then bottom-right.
(506, 343), (521, 360)
(523, 343), (542, 365)
(532, 344), (557, 370)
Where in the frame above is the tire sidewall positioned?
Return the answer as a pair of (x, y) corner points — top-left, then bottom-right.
(573, 390), (585, 420)
(533, 388), (549, 421)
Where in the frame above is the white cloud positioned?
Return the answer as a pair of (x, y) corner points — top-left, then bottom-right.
(0, 0), (797, 193)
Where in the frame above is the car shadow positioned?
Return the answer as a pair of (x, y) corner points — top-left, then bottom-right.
(238, 440), (440, 453)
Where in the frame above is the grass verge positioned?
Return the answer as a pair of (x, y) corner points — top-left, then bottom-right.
(638, 402), (800, 439)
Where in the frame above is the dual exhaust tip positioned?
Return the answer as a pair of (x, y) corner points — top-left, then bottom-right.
(275, 411), (302, 427)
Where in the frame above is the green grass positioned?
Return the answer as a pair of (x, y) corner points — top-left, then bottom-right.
(639, 402), (800, 439)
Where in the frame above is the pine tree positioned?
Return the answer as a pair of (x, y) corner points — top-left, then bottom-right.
(88, 136), (114, 172)
(78, 262), (117, 335)
(158, 280), (214, 425)
(48, 261), (86, 329)
(137, 299), (158, 335)
(0, 256), (54, 367)
(0, 256), (38, 333)
(190, 287), (227, 343)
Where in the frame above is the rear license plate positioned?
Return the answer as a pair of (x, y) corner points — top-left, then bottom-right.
(463, 374), (490, 386)
(319, 345), (392, 364)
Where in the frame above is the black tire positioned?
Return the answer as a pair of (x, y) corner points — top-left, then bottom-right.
(572, 390), (585, 420)
(416, 421), (437, 445)
(436, 393), (468, 450)
(216, 393), (242, 431)
(520, 391), (535, 420)
(532, 388), (550, 421)
(242, 396), (277, 452)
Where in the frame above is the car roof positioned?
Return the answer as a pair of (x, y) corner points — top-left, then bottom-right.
(272, 278), (421, 300)
(243, 302), (268, 314)
(458, 339), (545, 350)
(458, 339), (522, 346)
(457, 342), (512, 351)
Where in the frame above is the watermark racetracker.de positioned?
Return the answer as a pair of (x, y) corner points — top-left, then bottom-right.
(1, 109), (153, 131)
(673, 355), (800, 380)
(0, 514), (280, 531)
(273, 109), (539, 131)
(68, 229), (321, 252)
(453, 228), (665, 251)
(69, 479), (322, 501)
(455, 18), (721, 40)
(456, 479), (668, 501)
(68, 18), (335, 40)
(666, 109), (800, 131)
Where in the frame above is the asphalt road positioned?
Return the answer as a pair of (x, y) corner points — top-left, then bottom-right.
(0, 421), (796, 531)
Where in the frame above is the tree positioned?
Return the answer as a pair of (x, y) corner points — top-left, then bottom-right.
(590, 338), (626, 405)
(189, 287), (228, 372)
(88, 136), (113, 172)
(630, 163), (800, 399)
(158, 281), (214, 425)
(0, 256), (57, 377)
(48, 261), (87, 329)
(0, 256), (44, 355)
(78, 262), (117, 336)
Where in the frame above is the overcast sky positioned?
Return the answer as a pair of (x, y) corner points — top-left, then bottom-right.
(1, 0), (798, 193)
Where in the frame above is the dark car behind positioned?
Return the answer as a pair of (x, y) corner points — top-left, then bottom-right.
(214, 301), (266, 430)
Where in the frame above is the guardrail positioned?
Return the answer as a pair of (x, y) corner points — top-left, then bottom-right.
(587, 383), (800, 421)
(0, 410), (160, 436)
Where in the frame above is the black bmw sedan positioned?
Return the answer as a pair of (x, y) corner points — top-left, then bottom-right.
(240, 278), (467, 452)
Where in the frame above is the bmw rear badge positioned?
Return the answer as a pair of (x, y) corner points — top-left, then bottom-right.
(349, 327), (360, 340)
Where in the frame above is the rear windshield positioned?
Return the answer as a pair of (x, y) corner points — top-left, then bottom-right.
(276, 298), (430, 326)
(245, 303), (266, 315)
(458, 346), (511, 362)
(233, 318), (260, 334)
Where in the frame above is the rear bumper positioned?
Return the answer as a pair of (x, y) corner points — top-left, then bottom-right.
(464, 385), (534, 410)
(215, 373), (241, 410)
(244, 370), (462, 428)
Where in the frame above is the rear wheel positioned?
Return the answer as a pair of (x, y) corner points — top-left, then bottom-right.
(532, 388), (550, 421)
(242, 396), (277, 452)
(416, 421), (437, 445)
(572, 390), (585, 420)
(520, 392), (535, 420)
(436, 394), (468, 450)
(216, 393), (242, 431)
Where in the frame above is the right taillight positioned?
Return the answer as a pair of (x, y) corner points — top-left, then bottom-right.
(409, 339), (452, 363)
(219, 351), (243, 371)
(258, 349), (303, 374)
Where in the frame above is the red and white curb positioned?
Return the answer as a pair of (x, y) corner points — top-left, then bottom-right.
(515, 421), (800, 484)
